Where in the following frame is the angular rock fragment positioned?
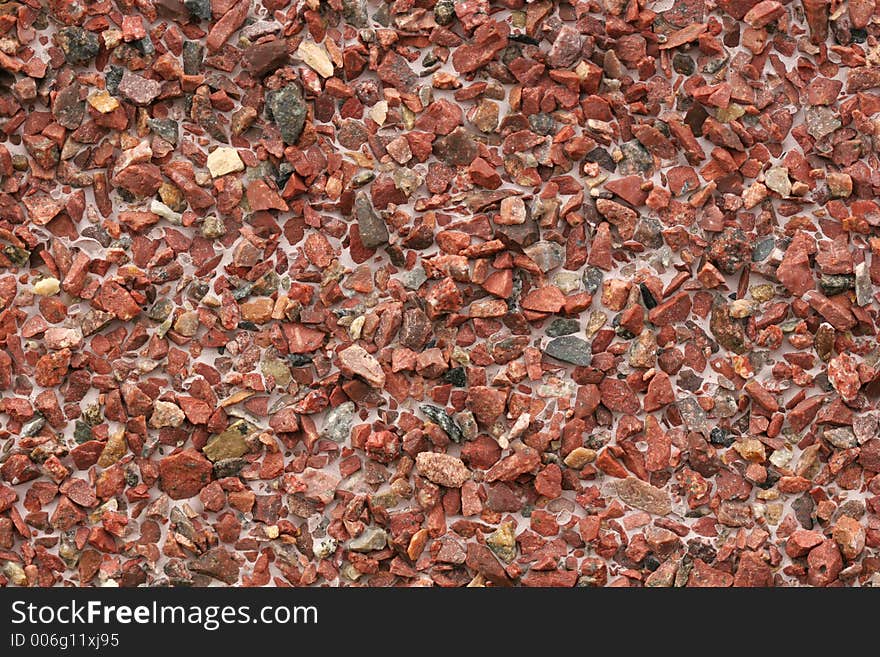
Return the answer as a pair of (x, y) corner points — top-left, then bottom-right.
(415, 452), (471, 488)
(320, 402), (356, 443)
(57, 27), (100, 63)
(617, 477), (672, 515)
(339, 345), (385, 388)
(268, 84), (307, 145)
(118, 71), (162, 106)
(544, 336), (592, 366)
(420, 405), (465, 443)
(206, 147), (244, 178)
(244, 38), (288, 77)
(159, 450), (213, 500)
(354, 192), (389, 249)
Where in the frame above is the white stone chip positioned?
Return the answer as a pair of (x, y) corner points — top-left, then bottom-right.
(206, 147), (244, 178)
(33, 277), (60, 296)
(296, 41), (334, 78)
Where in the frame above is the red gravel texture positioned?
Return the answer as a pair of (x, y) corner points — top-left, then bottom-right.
(0, 0), (879, 587)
